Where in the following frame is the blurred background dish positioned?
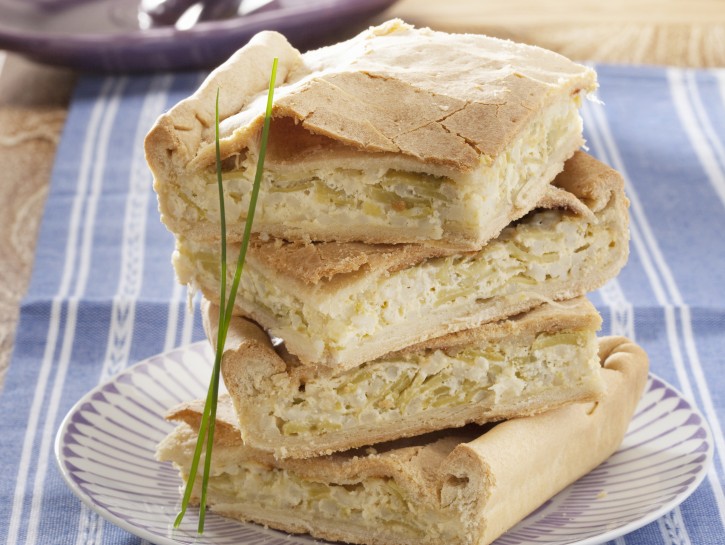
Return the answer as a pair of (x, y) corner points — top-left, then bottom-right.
(0, 0), (396, 72)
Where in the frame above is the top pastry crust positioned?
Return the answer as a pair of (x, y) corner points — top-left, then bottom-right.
(145, 19), (596, 248)
(145, 19), (595, 175)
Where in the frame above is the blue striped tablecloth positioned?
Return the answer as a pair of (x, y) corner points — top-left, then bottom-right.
(0, 65), (723, 545)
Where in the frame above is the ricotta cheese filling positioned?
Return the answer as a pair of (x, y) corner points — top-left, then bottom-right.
(174, 198), (619, 364)
(169, 444), (464, 542)
(165, 95), (583, 245)
(257, 330), (599, 439)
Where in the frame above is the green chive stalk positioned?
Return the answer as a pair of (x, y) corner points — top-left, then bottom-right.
(174, 57), (279, 534)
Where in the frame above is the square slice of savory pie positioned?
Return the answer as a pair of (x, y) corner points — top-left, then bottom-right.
(205, 297), (603, 459)
(174, 152), (629, 368)
(145, 19), (597, 250)
(157, 337), (648, 545)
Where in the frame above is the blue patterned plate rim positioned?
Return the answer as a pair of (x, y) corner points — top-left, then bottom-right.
(54, 341), (714, 545)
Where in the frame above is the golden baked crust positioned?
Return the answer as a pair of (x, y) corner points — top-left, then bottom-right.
(146, 19), (595, 175)
(145, 19), (597, 248)
(157, 337), (649, 545)
(175, 151), (630, 367)
(206, 297), (604, 458)
(246, 238), (452, 285)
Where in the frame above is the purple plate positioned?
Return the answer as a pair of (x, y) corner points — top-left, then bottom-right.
(0, 0), (397, 72)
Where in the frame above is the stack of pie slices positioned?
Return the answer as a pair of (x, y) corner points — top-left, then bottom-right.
(146, 20), (648, 545)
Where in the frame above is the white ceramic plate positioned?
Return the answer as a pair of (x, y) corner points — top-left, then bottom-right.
(54, 341), (713, 545)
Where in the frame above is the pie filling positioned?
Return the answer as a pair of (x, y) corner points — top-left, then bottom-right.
(255, 330), (599, 439)
(165, 96), (583, 244)
(160, 428), (469, 543)
(175, 201), (619, 363)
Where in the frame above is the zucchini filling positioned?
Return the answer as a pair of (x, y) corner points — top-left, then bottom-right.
(263, 330), (598, 438)
(166, 97), (582, 243)
(175, 203), (616, 360)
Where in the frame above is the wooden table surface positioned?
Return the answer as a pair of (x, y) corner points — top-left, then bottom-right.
(1, 0), (724, 388)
